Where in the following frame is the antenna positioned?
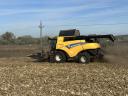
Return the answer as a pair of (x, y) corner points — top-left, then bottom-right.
(39, 20), (44, 51)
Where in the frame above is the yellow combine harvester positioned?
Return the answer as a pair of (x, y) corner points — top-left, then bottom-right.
(29, 29), (115, 64)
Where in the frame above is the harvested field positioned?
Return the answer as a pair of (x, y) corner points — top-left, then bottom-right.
(0, 45), (49, 58)
(0, 57), (128, 96)
(0, 45), (38, 58)
(0, 42), (128, 96)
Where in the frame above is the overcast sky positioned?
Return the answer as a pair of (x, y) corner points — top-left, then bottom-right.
(0, 0), (128, 37)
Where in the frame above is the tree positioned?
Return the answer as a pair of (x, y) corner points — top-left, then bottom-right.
(1, 32), (15, 41)
(17, 35), (38, 44)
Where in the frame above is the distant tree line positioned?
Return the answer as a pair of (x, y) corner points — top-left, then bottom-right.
(0, 32), (128, 45)
(0, 32), (48, 45)
(116, 35), (128, 41)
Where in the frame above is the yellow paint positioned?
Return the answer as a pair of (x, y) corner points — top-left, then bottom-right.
(56, 37), (101, 57)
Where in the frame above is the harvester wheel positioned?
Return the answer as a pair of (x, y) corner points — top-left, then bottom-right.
(77, 52), (90, 64)
(54, 51), (66, 63)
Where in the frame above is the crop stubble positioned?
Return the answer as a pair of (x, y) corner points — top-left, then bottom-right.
(0, 42), (128, 96)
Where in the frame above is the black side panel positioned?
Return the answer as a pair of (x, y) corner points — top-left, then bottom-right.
(76, 35), (115, 42)
(64, 35), (115, 42)
(64, 37), (76, 41)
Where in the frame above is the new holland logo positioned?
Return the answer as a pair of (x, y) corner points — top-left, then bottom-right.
(66, 42), (86, 49)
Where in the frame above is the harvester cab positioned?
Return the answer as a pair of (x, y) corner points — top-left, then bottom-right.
(29, 29), (115, 64)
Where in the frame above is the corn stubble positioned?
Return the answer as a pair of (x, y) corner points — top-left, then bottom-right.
(0, 57), (127, 96)
(0, 43), (128, 96)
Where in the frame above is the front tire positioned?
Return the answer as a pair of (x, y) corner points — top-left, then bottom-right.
(54, 51), (66, 63)
(77, 52), (90, 64)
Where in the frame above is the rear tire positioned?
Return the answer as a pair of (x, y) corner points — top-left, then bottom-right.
(54, 51), (66, 63)
(77, 52), (90, 64)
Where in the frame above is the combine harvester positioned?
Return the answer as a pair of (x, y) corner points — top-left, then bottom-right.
(29, 29), (115, 64)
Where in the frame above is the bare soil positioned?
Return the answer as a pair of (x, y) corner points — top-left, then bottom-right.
(0, 45), (39, 57)
(0, 42), (127, 96)
(0, 57), (128, 96)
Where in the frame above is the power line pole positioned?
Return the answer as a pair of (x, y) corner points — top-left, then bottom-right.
(39, 21), (44, 51)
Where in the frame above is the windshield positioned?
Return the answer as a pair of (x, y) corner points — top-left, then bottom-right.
(49, 39), (57, 50)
